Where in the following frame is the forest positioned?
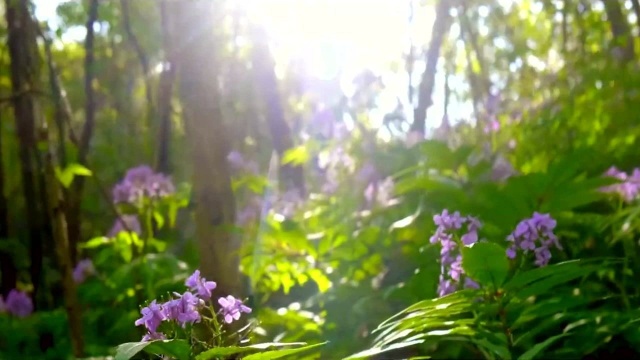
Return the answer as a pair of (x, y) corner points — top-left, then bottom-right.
(1, 0), (640, 359)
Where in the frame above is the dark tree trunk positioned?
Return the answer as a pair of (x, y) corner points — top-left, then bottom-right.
(410, 0), (451, 135)
(4, 0), (45, 305)
(0, 110), (15, 297)
(250, 26), (305, 194)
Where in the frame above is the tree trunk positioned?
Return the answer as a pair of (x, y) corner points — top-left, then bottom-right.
(0, 110), (15, 297)
(410, 0), (451, 135)
(250, 26), (305, 194)
(42, 129), (85, 358)
(4, 0), (46, 305)
(67, 0), (99, 264)
(155, 0), (176, 174)
(602, 0), (634, 62)
(171, 1), (241, 298)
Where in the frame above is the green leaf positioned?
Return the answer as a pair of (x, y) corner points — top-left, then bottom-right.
(80, 236), (111, 249)
(195, 343), (309, 360)
(242, 342), (327, 360)
(517, 334), (568, 360)
(195, 346), (253, 359)
(307, 268), (331, 293)
(461, 242), (509, 288)
(114, 339), (190, 360)
(344, 340), (425, 359)
(55, 163), (93, 188)
(145, 339), (191, 360)
(282, 146), (309, 165)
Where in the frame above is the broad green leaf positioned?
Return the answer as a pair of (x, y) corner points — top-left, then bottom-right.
(114, 339), (189, 360)
(344, 340), (425, 359)
(195, 346), (253, 359)
(282, 146), (309, 165)
(517, 334), (568, 360)
(242, 342), (327, 360)
(461, 242), (509, 287)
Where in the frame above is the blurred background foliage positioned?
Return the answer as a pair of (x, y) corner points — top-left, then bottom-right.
(0, 0), (640, 359)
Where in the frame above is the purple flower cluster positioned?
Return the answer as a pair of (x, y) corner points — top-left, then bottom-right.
(73, 259), (95, 284)
(430, 210), (481, 297)
(135, 270), (251, 342)
(0, 290), (33, 318)
(227, 151), (259, 174)
(364, 177), (395, 208)
(601, 166), (640, 203)
(218, 295), (252, 324)
(112, 165), (175, 205)
(506, 212), (562, 267)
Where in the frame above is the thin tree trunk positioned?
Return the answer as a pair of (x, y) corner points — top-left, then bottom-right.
(155, 0), (175, 173)
(4, 0), (45, 305)
(42, 127), (85, 358)
(67, 0), (99, 264)
(171, 1), (241, 298)
(250, 26), (305, 193)
(0, 110), (15, 297)
(602, 0), (634, 62)
(410, 0), (451, 134)
(121, 0), (155, 156)
(631, 0), (640, 35)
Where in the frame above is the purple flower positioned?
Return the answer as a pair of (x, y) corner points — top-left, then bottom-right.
(112, 165), (175, 205)
(108, 215), (142, 237)
(601, 166), (640, 202)
(227, 151), (259, 174)
(185, 270), (217, 301)
(356, 162), (379, 184)
(135, 300), (166, 333)
(218, 295), (252, 324)
(163, 292), (202, 327)
(141, 332), (167, 342)
(273, 189), (304, 218)
(430, 210), (482, 296)
(227, 151), (245, 169)
(483, 118), (500, 134)
(5, 290), (33, 318)
(73, 259), (95, 284)
(506, 212), (561, 267)
(364, 177), (395, 208)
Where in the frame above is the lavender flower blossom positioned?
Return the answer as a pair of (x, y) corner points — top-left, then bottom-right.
(135, 300), (166, 333)
(430, 210), (482, 297)
(163, 292), (202, 328)
(227, 151), (258, 174)
(218, 295), (252, 324)
(4, 290), (33, 318)
(142, 332), (167, 342)
(601, 166), (640, 203)
(364, 177), (395, 208)
(112, 165), (175, 205)
(108, 215), (142, 237)
(73, 259), (95, 284)
(506, 212), (562, 267)
(185, 270), (217, 301)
